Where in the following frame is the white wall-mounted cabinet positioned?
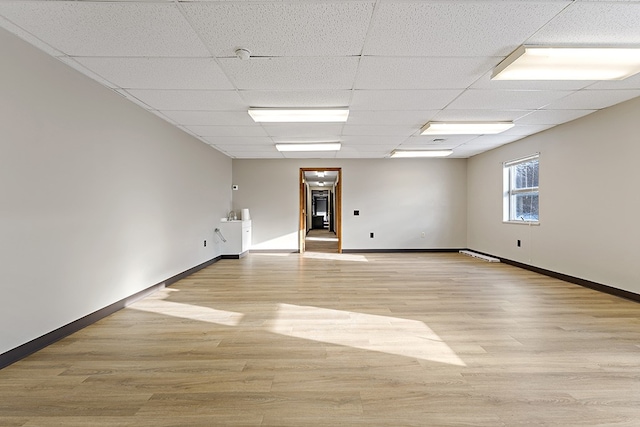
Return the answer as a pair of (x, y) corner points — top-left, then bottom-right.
(219, 220), (251, 258)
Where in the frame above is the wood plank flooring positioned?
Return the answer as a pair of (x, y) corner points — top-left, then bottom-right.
(1, 252), (640, 426)
(304, 228), (339, 253)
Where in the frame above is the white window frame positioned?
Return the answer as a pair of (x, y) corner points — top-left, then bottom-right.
(503, 154), (540, 224)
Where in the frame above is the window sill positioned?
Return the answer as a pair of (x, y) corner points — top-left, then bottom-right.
(503, 220), (540, 226)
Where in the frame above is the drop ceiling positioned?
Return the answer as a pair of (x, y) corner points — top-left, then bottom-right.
(1, 0), (639, 159)
(304, 171), (339, 188)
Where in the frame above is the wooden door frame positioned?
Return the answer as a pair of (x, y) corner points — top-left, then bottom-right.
(299, 167), (342, 253)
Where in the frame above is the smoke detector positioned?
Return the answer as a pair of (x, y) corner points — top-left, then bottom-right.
(235, 48), (251, 60)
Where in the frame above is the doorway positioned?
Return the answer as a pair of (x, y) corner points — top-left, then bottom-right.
(299, 168), (342, 253)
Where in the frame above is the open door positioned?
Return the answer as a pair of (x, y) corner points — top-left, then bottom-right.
(299, 168), (342, 253)
(335, 170), (342, 253)
(298, 169), (306, 253)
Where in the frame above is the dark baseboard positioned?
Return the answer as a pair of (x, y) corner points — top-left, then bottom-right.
(221, 251), (252, 259)
(467, 249), (640, 304)
(249, 249), (299, 254)
(501, 257), (640, 304)
(342, 248), (463, 254)
(5, 249), (635, 370)
(0, 255), (222, 370)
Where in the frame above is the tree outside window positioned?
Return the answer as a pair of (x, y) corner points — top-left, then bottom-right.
(504, 155), (539, 222)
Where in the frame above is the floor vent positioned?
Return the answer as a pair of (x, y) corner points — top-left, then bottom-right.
(459, 250), (500, 263)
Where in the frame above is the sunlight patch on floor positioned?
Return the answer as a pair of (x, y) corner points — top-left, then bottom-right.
(129, 289), (463, 365)
(251, 252), (293, 257)
(303, 252), (369, 262)
(131, 298), (244, 326)
(306, 236), (339, 242)
(268, 303), (466, 366)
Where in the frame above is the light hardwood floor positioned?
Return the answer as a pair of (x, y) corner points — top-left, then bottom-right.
(304, 228), (339, 254)
(1, 252), (640, 426)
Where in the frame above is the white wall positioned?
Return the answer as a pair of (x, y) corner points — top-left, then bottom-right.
(0, 29), (232, 354)
(467, 96), (640, 294)
(232, 159), (467, 251)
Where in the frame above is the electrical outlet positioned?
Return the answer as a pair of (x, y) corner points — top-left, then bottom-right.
(370, 232), (374, 238)
(517, 240), (521, 247)
(204, 240), (207, 247)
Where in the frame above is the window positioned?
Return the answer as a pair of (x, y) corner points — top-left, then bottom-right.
(504, 154), (539, 222)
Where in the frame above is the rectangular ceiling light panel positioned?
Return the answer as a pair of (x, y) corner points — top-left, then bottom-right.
(420, 122), (514, 135)
(275, 143), (341, 152)
(492, 46), (640, 81)
(249, 108), (349, 123)
(391, 150), (453, 158)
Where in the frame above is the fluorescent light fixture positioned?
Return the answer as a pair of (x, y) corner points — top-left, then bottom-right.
(275, 143), (341, 152)
(391, 150), (453, 158)
(248, 108), (349, 123)
(318, 182), (325, 186)
(316, 172), (325, 178)
(420, 122), (514, 135)
(492, 46), (640, 80)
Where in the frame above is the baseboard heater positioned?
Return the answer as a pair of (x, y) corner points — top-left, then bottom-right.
(459, 250), (500, 263)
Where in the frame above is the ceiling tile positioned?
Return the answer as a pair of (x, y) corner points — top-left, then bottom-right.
(203, 136), (273, 146)
(60, 57), (119, 89)
(0, 14), (64, 57)
(0, 2), (209, 57)
(126, 90), (245, 111)
(365, 1), (570, 56)
(281, 151), (338, 159)
(500, 124), (555, 136)
(342, 145), (397, 153)
(399, 142), (467, 151)
(347, 110), (438, 126)
(447, 89), (571, 110)
(115, 89), (155, 111)
(147, 109), (175, 123)
(262, 123), (344, 138)
(351, 90), (463, 111)
(185, 125), (268, 138)
(161, 111), (255, 126)
(470, 71), (593, 91)
(515, 109), (596, 125)
(241, 90), (352, 108)
(182, 2), (373, 57)
(432, 109), (532, 122)
(464, 134), (525, 146)
(355, 57), (496, 90)
(400, 135), (478, 148)
(543, 90), (640, 110)
(70, 57), (235, 90)
(213, 144), (276, 153)
(219, 57), (360, 90)
(450, 148), (485, 159)
(586, 71), (640, 90)
(341, 135), (408, 146)
(3, 0), (638, 161)
(228, 152), (284, 159)
(336, 148), (391, 159)
(342, 125), (417, 137)
(527, 2), (640, 45)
